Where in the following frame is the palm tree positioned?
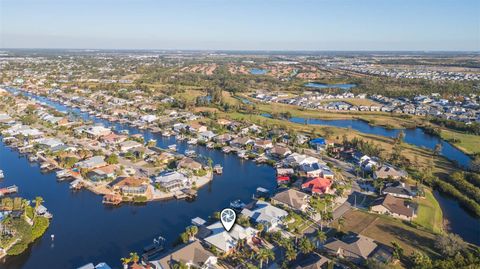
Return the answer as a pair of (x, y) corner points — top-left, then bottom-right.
(129, 252), (139, 264)
(298, 237), (314, 255)
(236, 238), (246, 251)
(256, 223), (265, 235)
(34, 196), (44, 217)
(186, 225), (198, 241)
(256, 248), (275, 268)
(337, 217), (345, 233)
(315, 230), (327, 248)
(172, 261), (188, 269)
(285, 246), (297, 263)
(120, 257), (130, 269)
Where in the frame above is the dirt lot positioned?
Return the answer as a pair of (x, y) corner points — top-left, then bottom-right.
(337, 210), (440, 258)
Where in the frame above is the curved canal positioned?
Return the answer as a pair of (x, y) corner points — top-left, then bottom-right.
(0, 89), (478, 269)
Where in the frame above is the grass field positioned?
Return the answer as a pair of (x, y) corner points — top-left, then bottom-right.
(239, 94), (423, 129)
(337, 210), (440, 259)
(440, 129), (480, 155)
(173, 89), (205, 102)
(414, 190), (444, 233)
(219, 110), (455, 176)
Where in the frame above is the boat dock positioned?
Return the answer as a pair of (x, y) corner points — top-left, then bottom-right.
(0, 185), (18, 196)
(102, 194), (123, 205)
(213, 164), (223, 174)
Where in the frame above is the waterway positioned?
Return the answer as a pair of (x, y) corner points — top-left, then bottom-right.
(304, 82), (357, 89)
(0, 90), (277, 268)
(250, 68), (267, 75)
(287, 117), (472, 168)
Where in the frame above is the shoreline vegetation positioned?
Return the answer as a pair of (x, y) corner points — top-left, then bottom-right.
(0, 197), (51, 257)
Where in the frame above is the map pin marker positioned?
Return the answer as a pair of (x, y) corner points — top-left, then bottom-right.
(220, 208), (236, 232)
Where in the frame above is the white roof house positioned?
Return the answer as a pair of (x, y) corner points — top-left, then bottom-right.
(198, 130), (217, 141)
(84, 125), (111, 138)
(36, 138), (64, 149)
(204, 222), (258, 253)
(75, 156), (107, 169)
(284, 153), (320, 166)
(241, 200), (288, 231)
(140, 114), (157, 123)
(154, 171), (188, 191)
(119, 140), (143, 152)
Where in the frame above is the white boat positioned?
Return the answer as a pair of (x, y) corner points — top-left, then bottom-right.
(0, 170), (4, 179)
(168, 144), (177, 151)
(230, 200), (246, 210)
(120, 130), (129, 135)
(187, 138), (198, 145)
(175, 135), (186, 141)
(69, 179), (82, 190)
(56, 169), (70, 179)
(237, 150), (248, 159)
(185, 150), (196, 157)
(213, 164), (223, 174)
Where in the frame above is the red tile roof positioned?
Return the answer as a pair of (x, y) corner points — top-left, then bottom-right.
(302, 177), (332, 194)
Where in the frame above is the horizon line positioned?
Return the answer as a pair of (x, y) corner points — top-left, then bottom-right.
(1, 47), (479, 53)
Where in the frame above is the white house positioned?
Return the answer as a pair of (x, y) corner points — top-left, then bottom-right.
(241, 200), (288, 231)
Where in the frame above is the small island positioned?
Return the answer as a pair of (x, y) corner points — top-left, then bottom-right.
(0, 196), (51, 257)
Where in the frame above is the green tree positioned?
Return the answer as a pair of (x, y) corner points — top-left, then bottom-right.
(34, 196), (44, 217)
(391, 241), (404, 260)
(129, 252), (139, 264)
(298, 237), (314, 255)
(315, 230), (327, 248)
(256, 248), (275, 268)
(337, 217), (345, 232)
(105, 154), (119, 164)
(410, 251), (432, 269)
(434, 233), (467, 257)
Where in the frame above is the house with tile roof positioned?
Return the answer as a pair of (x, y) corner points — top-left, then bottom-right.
(271, 189), (310, 212)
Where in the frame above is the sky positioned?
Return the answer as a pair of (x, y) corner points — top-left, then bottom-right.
(1, 0), (479, 51)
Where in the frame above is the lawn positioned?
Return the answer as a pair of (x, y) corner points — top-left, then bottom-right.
(337, 210), (440, 258)
(286, 210), (315, 233)
(440, 129), (480, 155)
(414, 189), (444, 234)
(223, 110), (455, 175)
(256, 100), (422, 130)
(173, 89), (205, 102)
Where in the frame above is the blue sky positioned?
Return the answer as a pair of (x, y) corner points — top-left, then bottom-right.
(1, 0), (479, 50)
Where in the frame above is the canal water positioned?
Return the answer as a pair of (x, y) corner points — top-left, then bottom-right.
(0, 91), (277, 268)
(250, 68), (267, 75)
(304, 82), (357, 89)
